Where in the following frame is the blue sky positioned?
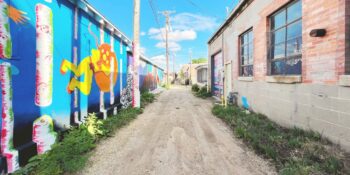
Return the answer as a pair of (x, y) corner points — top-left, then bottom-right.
(87, 0), (238, 71)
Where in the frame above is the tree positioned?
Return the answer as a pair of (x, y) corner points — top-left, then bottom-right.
(192, 58), (207, 64)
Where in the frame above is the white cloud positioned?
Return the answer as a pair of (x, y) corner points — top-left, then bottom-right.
(148, 28), (161, 35)
(171, 13), (219, 32)
(148, 28), (196, 42)
(140, 31), (146, 36)
(140, 47), (146, 54)
(155, 41), (181, 52)
(147, 13), (218, 53)
(150, 54), (166, 68)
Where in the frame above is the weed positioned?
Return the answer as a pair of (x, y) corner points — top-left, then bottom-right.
(212, 105), (350, 175)
(191, 84), (200, 92)
(14, 108), (143, 175)
(141, 90), (155, 108)
(195, 86), (211, 99)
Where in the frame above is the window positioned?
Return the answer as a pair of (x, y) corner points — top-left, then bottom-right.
(197, 68), (207, 83)
(269, 0), (302, 75)
(240, 29), (253, 77)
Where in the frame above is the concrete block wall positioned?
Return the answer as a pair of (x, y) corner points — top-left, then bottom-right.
(234, 81), (350, 150)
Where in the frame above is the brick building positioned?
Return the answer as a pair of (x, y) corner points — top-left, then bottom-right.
(208, 0), (350, 150)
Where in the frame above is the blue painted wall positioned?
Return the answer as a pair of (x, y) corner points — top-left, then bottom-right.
(0, 0), (162, 172)
(139, 59), (164, 92)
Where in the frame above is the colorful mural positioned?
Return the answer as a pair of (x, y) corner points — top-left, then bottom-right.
(32, 115), (57, 154)
(213, 52), (223, 98)
(35, 3), (53, 107)
(0, 0), (164, 173)
(0, 0), (12, 59)
(60, 43), (118, 95)
(0, 63), (19, 173)
(120, 54), (133, 109)
(139, 59), (163, 92)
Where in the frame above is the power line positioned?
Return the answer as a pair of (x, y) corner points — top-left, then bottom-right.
(183, 0), (225, 21)
(147, 0), (175, 57)
(147, 0), (166, 43)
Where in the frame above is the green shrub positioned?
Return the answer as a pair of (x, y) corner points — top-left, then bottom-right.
(195, 86), (211, 98)
(141, 90), (155, 108)
(14, 108), (143, 175)
(212, 105), (349, 175)
(191, 84), (200, 92)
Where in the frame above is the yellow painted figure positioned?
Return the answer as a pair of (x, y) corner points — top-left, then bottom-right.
(60, 44), (118, 95)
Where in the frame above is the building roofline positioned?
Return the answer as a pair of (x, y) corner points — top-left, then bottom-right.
(207, 0), (250, 44)
(140, 54), (165, 71)
(67, 0), (133, 47)
(67, 0), (165, 71)
(195, 64), (208, 70)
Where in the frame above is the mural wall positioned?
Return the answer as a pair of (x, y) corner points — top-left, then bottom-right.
(139, 59), (164, 92)
(213, 52), (223, 98)
(0, 0), (164, 173)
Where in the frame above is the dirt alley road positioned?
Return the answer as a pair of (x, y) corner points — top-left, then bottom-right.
(80, 86), (276, 175)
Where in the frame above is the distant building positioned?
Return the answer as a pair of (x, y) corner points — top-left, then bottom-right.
(208, 0), (350, 150)
(179, 63), (208, 86)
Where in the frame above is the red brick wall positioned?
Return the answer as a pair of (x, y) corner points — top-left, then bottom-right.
(302, 0), (346, 84)
(253, 0), (292, 81)
(346, 0), (350, 74)
(251, 0), (348, 84)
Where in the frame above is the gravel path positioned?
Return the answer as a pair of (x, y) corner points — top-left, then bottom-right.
(79, 86), (276, 175)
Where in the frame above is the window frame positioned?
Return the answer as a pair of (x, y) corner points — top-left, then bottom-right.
(239, 28), (254, 77)
(197, 67), (207, 83)
(269, 0), (302, 75)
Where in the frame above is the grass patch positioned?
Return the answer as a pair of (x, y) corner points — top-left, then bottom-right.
(191, 84), (200, 92)
(212, 105), (350, 175)
(141, 90), (156, 108)
(191, 84), (211, 99)
(14, 91), (156, 175)
(161, 84), (170, 90)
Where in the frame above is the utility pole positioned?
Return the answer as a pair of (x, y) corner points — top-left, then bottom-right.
(173, 53), (175, 83)
(133, 0), (140, 108)
(189, 49), (192, 85)
(159, 10), (175, 87)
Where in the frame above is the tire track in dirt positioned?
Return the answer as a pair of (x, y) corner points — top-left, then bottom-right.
(79, 86), (276, 175)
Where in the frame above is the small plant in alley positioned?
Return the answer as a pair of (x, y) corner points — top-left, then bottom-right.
(212, 105), (350, 175)
(195, 86), (211, 99)
(191, 84), (200, 92)
(191, 84), (211, 99)
(141, 90), (156, 108)
(14, 108), (145, 175)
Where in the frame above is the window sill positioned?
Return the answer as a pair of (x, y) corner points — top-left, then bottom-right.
(339, 75), (350, 87)
(238, 77), (254, 82)
(266, 75), (302, 84)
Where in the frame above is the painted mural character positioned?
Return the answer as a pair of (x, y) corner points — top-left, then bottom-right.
(60, 42), (118, 95)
